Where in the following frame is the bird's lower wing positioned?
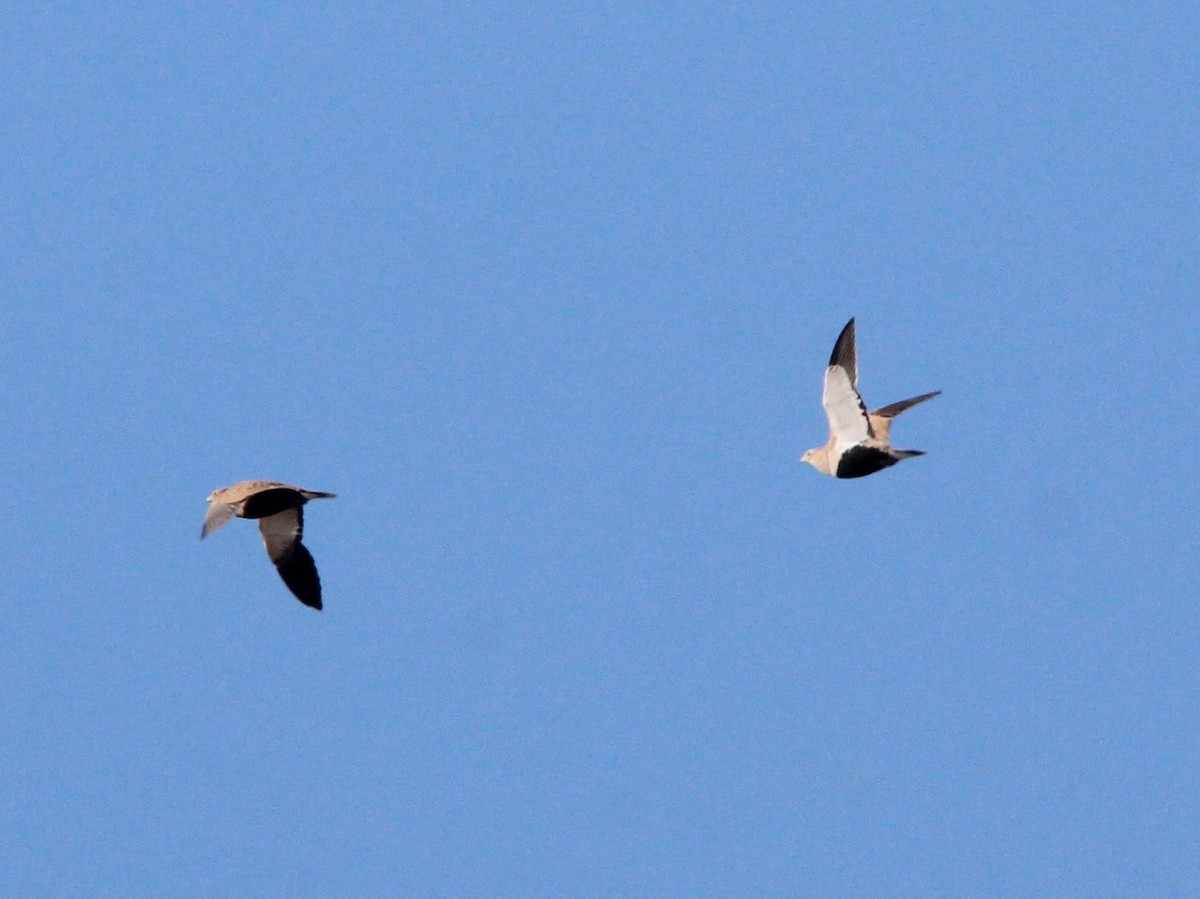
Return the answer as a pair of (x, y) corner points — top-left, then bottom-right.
(259, 508), (322, 609)
(274, 542), (322, 610)
(870, 390), (941, 420)
(259, 507), (303, 562)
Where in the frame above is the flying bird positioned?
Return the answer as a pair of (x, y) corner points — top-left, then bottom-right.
(801, 318), (940, 479)
(201, 480), (336, 610)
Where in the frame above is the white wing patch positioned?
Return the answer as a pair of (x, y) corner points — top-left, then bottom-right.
(822, 363), (871, 449)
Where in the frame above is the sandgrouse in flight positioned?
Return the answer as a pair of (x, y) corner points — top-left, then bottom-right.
(201, 480), (336, 609)
(801, 318), (940, 479)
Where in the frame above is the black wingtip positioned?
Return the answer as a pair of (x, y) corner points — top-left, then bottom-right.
(829, 317), (856, 368)
(275, 542), (324, 610)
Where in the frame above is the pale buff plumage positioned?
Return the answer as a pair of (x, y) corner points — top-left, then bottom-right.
(201, 480), (336, 610)
(801, 318), (939, 479)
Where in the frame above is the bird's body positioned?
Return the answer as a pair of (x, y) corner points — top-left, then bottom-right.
(201, 480), (335, 609)
(801, 318), (939, 479)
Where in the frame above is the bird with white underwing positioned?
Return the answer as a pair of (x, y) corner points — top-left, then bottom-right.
(801, 318), (940, 479)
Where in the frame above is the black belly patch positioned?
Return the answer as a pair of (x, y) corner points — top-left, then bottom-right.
(241, 488), (304, 519)
(835, 445), (897, 479)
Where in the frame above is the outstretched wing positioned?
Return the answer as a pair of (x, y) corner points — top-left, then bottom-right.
(258, 507), (323, 610)
(868, 391), (942, 444)
(201, 502), (237, 539)
(822, 319), (871, 447)
(823, 363), (872, 446)
(870, 390), (941, 420)
(828, 317), (858, 386)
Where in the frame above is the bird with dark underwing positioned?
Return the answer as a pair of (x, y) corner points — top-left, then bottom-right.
(201, 480), (335, 610)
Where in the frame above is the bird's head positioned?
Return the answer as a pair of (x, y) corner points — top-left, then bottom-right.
(800, 446), (831, 475)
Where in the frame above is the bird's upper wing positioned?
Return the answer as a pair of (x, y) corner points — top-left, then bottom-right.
(258, 507), (322, 610)
(822, 362), (872, 447)
(822, 316), (872, 446)
(828, 318), (858, 386)
(201, 502), (237, 539)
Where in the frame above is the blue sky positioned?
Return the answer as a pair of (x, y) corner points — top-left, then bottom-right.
(2, 4), (1197, 896)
